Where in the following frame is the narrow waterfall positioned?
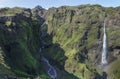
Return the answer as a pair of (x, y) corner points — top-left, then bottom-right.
(101, 19), (107, 65)
(42, 57), (57, 79)
(39, 48), (57, 79)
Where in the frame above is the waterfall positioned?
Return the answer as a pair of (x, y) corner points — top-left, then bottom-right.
(39, 48), (57, 79)
(42, 57), (57, 79)
(101, 19), (107, 65)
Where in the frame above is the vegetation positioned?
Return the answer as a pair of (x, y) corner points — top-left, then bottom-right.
(0, 4), (120, 79)
(108, 60), (120, 79)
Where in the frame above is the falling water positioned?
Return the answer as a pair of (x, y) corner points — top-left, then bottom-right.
(42, 57), (57, 79)
(101, 19), (107, 65)
(39, 48), (57, 79)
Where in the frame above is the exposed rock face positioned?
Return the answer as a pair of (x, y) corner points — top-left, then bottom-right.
(0, 5), (120, 79)
(43, 5), (120, 79)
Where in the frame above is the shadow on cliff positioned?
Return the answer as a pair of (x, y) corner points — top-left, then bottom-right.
(0, 13), (79, 78)
(0, 13), (44, 77)
(40, 23), (79, 79)
(94, 72), (107, 79)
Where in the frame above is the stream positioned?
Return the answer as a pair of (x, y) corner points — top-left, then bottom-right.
(41, 57), (57, 79)
(39, 48), (57, 79)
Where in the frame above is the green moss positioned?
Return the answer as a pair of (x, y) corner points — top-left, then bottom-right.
(0, 7), (23, 16)
(86, 24), (99, 49)
(18, 40), (38, 69)
(14, 70), (32, 77)
(64, 58), (100, 79)
(108, 60), (120, 79)
(0, 16), (42, 78)
(5, 21), (12, 27)
(0, 5), (120, 79)
(0, 65), (14, 75)
(39, 74), (51, 79)
(107, 27), (120, 47)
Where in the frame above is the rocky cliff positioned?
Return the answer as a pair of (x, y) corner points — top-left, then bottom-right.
(0, 5), (120, 79)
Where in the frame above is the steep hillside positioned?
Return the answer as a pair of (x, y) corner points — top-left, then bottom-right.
(0, 5), (120, 79)
(43, 5), (120, 79)
(0, 7), (44, 78)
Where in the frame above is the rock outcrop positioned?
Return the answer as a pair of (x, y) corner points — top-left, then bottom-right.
(0, 5), (120, 79)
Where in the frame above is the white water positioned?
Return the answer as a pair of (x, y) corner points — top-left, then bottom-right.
(39, 48), (57, 79)
(101, 19), (107, 65)
(42, 57), (57, 79)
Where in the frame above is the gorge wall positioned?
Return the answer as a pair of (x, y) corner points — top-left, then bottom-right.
(0, 5), (120, 79)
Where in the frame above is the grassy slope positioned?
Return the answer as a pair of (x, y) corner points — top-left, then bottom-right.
(0, 5), (119, 79)
(44, 5), (120, 79)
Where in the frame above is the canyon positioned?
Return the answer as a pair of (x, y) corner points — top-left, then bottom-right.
(0, 5), (120, 79)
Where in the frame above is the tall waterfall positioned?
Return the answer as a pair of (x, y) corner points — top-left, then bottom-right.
(101, 19), (107, 64)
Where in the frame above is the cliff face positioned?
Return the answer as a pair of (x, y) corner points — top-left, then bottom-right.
(0, 5), (120, 79)
(43, 5), (120, 79)
(0, 9), (44, 78)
